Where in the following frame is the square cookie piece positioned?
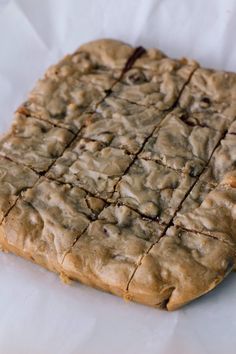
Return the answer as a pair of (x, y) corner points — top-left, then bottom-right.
(112, 53), (197, 109)
(176, 130), (236, 218)
(0, 178), (106, 272)
(20, 40), (134, 133)
(140, 109), (221, 176)
(62, 204), (164, 297)
(20, 82), (106, 134)
(128, 226), (234, 310)
(0, 157), (38, 223)
(82, 96), (164, 154)
(114, 158), (195, 222)
(179, 68), (236, 125)
(174, 171), (236, 248)
(0, 114), (74, 173)
(47, 138), (134, 199)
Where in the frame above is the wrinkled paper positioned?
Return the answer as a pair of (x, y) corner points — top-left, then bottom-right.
(0, 1), (236, 353)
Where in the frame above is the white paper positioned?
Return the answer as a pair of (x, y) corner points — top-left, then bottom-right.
(0, 1), (236, 353)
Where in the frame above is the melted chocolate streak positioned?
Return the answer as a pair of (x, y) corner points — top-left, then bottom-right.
(122, 46), (146, 75)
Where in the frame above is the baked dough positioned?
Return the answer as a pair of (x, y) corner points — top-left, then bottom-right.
(140, 108), (222, 176)
(113, 158), (194, 221)
(82, 96), (165, 153)
(0, 39), (235, 310)
(0, 157), (38, 223)
(20, 39), (134, 133)
(0, 113), (74, 172)
(62, 204), (164, 297)
(47, 138), (134, 199)
(175, 172), (236, 248)
(128, 226), (234, 310)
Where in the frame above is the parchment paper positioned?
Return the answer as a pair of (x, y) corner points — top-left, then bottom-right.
(0, 1), (236, 353)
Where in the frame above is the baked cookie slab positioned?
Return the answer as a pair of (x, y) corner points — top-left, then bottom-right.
(0, 39), (236, 311)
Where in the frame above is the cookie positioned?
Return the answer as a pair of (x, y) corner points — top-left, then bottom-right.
(0, 39), (235, 310)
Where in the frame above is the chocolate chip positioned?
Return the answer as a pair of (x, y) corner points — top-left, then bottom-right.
(19, 187), (29, 193)
(200, 97), (211, 108)
(103, 227), (109, 236)
(179, 113), (195, 127)
(189, 165), (200, 177)
(122, 46), (146, 74)
(127, 71), (146, 84)
(51, 112), (66, 121)
(179, 112), (189, 121)
(40, 126), (48, 133)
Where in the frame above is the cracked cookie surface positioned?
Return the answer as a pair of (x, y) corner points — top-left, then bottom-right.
(82, 96), (164, 154)
(127, 226), (234, 310)
(113, 158), (195, 221)
(20, 39), (134, 133)
(47, 138), (134, 199)
(140, 108), (221, 176)
(0, 178), (106, 272)
(0, 113), (74, 172)
(62, 204), (164, 297)
(0, 39), (236, 311)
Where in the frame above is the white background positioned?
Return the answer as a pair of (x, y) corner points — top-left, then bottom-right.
(0, 1), (236, 353)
